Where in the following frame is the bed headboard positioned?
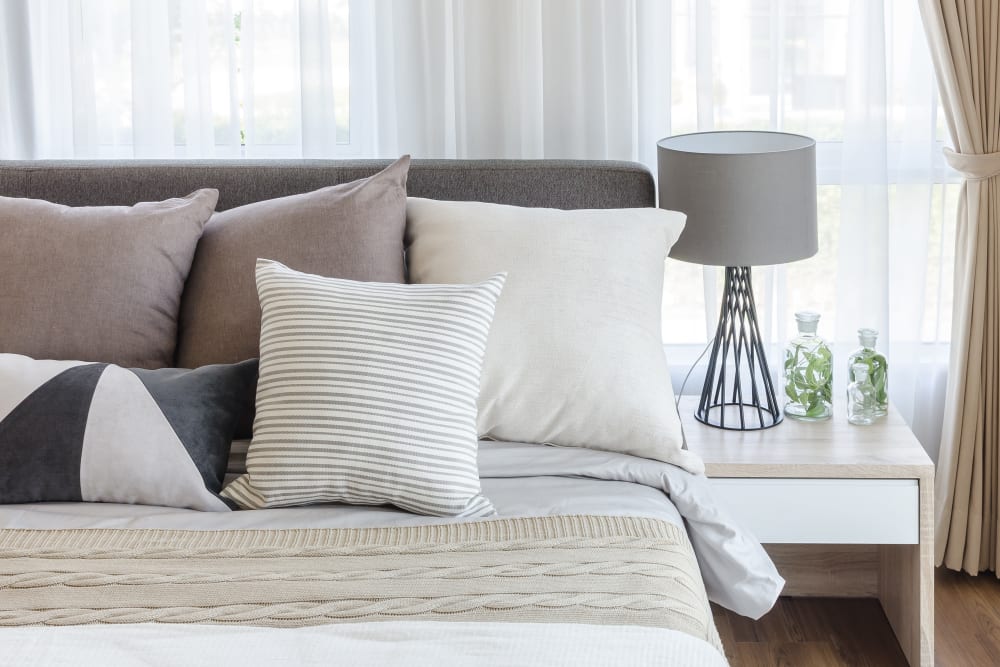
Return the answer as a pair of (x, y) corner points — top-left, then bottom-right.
(0, 159), (655, 210)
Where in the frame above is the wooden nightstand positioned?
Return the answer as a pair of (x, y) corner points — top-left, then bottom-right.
(678, 397), (934, 667)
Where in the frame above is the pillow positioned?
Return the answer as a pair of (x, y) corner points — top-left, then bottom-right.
(176, 156), (411, 368)
(222, 259), (505, 517)
(405, 198), (703, 474)
(0, 189), (218, 368)
(0, 353), (257, 511)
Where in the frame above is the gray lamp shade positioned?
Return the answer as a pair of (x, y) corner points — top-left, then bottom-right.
(657, 131), (818, 267)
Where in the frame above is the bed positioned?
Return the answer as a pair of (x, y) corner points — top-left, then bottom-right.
(0, 159), (783, 666)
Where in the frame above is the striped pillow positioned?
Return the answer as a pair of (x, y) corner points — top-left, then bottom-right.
(222, 259), (505, 518)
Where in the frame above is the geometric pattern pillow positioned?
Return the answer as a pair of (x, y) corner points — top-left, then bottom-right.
(222, 259), (505, 518)
(0, 353), (258, 511)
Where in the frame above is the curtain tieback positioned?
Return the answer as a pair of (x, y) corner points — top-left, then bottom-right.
(944, 147), (1000, 180)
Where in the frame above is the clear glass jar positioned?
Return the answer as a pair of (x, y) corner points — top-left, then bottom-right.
(783, 311), (833, 421)
(847, 362), (877, 425)
(847, 328), (888, 417)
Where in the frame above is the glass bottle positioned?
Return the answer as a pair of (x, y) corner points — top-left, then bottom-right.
(847, 328), (888, 417)
(783, 311), (833, 421)
(846, 363), (877, 425)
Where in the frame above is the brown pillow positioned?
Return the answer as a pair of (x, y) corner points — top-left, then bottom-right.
(176, 156), (410, 368)
(0, 190), (219, 369)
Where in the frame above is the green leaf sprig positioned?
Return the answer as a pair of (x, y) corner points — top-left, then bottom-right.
(784, 343), (833, 418)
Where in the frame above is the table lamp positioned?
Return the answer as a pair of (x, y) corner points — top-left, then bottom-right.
(657, 131), (818, 430)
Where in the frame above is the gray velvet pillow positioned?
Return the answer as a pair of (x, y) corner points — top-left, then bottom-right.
(0, 353), (258, 511)
(0, 190), (218, 369)
(176, 156), (410, 368)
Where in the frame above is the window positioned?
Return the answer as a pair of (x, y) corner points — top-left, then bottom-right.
(661, 0), (955, 348)
(15, 0), (358, 158)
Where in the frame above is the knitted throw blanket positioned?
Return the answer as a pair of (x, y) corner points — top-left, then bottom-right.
(0, 515), (722, 651)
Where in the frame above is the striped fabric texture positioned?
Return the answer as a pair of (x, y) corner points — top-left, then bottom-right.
(222, 259), (505, 517)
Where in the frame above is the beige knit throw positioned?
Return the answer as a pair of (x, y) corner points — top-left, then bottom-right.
(0, 515), (722, 651)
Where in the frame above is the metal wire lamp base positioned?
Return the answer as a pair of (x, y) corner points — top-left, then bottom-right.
(695, 266), (783, 430)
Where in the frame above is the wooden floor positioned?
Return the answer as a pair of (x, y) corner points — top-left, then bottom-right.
(713, 567), (1000, 666)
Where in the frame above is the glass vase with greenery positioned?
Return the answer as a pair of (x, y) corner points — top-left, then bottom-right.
(783, 311), (833, 421)
(847, 328), (888, 417)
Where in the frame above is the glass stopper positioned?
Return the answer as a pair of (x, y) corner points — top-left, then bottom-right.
(794, 311), (820, 335)
(857, 328), (878, 348)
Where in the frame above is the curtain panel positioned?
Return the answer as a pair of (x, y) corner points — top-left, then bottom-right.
(918, 0), (1000, 574)
(0, 0), (953, 458)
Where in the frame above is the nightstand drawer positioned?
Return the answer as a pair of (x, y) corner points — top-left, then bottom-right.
(708, 478), (919, 544)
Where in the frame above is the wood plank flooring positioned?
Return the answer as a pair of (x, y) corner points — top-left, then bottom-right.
(713, 567), (1000, 666)
(934, 567), (1000, 666)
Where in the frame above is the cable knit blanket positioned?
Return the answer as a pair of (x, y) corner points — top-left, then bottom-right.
(0, 515), (722, 652)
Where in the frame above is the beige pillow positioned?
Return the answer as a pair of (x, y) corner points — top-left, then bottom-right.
(177, 156), (410, 368)
(0, 190), (218, 369)
(405, 198), (703, 474)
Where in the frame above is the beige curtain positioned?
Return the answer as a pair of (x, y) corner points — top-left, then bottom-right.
(919, 0), (1000, 574)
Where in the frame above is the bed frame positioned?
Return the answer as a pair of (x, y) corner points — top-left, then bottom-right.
(0, 159), (655, 211)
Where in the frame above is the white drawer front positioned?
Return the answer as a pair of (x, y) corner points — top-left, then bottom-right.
(708, 478), (919, 544)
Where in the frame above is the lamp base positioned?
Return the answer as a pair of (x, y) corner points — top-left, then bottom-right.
(695, 266), (782, 431)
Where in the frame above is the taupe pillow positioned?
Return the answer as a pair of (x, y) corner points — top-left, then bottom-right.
(0, 190), (219, 369)
(176, 156), (410, 368)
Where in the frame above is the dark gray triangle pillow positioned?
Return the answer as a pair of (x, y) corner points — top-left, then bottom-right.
(0, 353), (257, 511)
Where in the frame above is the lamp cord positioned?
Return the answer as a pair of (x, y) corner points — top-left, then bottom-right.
(675, 337), (716, 408)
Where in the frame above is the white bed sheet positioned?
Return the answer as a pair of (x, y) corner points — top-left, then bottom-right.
(1, 622), (729, 667)
(0, 476), (682, 531)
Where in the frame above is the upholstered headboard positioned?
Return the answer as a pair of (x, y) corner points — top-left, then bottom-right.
(0, 159), (654, 210)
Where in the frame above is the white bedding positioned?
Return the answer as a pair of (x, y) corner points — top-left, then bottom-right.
(2, 622), (729, 667)
(0, 476), (682, 530)
(0, 441), (781, 666)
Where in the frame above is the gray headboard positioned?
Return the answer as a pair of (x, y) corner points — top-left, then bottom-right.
(0, 159), (654, 210)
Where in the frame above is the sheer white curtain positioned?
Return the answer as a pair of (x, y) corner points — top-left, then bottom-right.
(352, 0), (665, 162)
(0, 0), (354, 158)
(0, 0), (951, 455)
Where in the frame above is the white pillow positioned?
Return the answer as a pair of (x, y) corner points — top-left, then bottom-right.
(222, 259), (506, 517)
(405, 198), (703, 474)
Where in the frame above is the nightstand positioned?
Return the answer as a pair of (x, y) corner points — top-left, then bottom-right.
(679, 397), (934, 667)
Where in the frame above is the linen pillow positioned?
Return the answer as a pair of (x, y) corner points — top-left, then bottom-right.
(0, 189), (218, 369)
(405, 198), (703, 475)
(222, 259), (505, 517)
(176, 156), (411, 368)
(0, 353), (257, 511)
